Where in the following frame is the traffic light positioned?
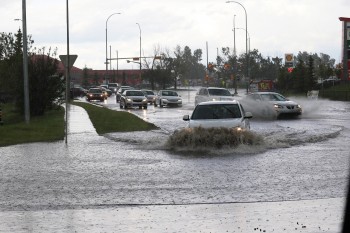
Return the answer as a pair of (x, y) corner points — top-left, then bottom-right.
(287, 67), (294, 73)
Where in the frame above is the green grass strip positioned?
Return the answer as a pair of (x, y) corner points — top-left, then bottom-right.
(0, 104), (65, 147)
(72, 101), (158, 134)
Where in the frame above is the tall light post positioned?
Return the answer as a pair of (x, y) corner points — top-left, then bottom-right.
(226, 1), (248, 79)
(233, 14), (236, 57)
(21, 0), (30, 124)
(105, 12), (121, 84)
(136, 23), (142, 87)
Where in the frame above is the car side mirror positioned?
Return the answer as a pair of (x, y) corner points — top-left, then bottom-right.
(183, 115), (190, 121)
(244, 112), (253, 119)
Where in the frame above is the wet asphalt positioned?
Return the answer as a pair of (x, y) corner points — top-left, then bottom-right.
(0, 96), (348, 232)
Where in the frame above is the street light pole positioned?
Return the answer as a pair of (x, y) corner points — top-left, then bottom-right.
(136, 23), (142, 87)
(226, 1), (248, 79)
(105, 13), (121, 84)
(21, 0), (30, 124)
(233, 14), (236, 57)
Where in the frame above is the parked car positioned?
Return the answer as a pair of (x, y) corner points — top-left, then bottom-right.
(86, 88), (105, 102)
(243, 92), (302, 118)
(154, 90), (182, 107)
(183, 101), (252, 130)
(116, 86), (134, 103)
(142, 90), (156, 104)
(107, 83), (119, 94)
(119, 90), (148, 109)
(194, 87), (234, 106)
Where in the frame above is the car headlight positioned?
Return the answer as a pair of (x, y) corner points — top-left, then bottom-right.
(142, 98), (147, 102)
(297, 105), (302, 109)
(274, 104), (283, 109)
(126, 98), (132, 102)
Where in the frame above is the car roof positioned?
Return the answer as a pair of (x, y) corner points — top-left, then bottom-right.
(125, 89), (143, 92)
(206, 87), (229, 90)
(250, 92), (279, 95)
(197, 100), (239, 105)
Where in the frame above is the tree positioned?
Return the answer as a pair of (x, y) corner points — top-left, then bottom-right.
(82, 66), (90, 87)
(0, 30), (64, 116)
(24, 47), (64, 115)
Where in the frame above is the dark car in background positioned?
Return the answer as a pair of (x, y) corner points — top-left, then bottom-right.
(70, 87), (87, 98)
(86, 88), (105, 102)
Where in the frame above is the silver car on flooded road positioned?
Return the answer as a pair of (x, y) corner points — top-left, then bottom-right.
(243, 92), (302, 119)
(183, 101), (252, 130)
(154, 90), (182, 107)
(194, 87), (234, 106)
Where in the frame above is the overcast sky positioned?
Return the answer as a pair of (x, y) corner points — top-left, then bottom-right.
(1, 0), (349, 70)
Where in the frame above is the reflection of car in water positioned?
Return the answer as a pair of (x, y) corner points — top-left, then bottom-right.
(242, 92), (302, 119)
(183, 101), (252, 130)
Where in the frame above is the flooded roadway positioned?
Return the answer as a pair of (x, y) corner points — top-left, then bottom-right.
(0, 88), (349, 232)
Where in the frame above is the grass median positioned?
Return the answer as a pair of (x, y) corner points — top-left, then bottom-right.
(0, 101), (158, 147)
(72, 101), (158, 134)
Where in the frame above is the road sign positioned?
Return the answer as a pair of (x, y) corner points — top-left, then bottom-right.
(285, 53), (294, 67)
(59, 55), (78, 69)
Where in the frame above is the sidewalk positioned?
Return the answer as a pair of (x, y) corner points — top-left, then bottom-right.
(67, 103), (97, 136)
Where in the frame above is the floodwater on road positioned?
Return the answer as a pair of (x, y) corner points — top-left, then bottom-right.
(0, 88), (349, 232)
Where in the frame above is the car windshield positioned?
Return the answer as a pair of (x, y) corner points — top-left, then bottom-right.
(162, 91), (178, 96)
(126, 91), (144, 96)
(208, 89), (231, 96)
(261, 93), (286, 101)
(144, 91), (154, 95)
(89, 88), (102, 93)
(192, 104), (242, 119)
